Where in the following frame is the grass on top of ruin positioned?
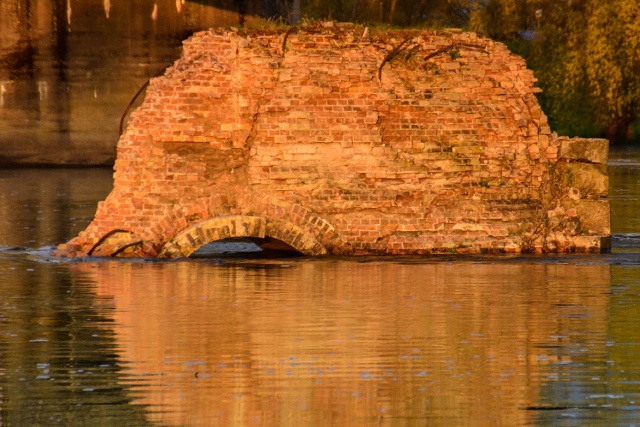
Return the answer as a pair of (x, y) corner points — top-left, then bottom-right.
(234, 16), (456, 38)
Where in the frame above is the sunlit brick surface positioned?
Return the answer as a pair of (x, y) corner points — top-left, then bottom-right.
(57, 25), (610, 257)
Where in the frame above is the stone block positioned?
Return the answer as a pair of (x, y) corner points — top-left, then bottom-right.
(563, 199), (611, 236)
(572, 235), (611, 253)
(558, 162), (609, 197)
(558, 138), (609, 164)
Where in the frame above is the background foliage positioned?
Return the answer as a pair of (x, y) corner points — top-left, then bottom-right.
(295, 0), (639, 143)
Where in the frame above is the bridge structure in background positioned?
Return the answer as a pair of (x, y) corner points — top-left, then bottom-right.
(0, 0), (272, 166)
(56, 24), (610, 258)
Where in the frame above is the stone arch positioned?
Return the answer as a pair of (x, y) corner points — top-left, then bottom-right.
(246, 195), (351, 254)
(158, 215), (327, 258)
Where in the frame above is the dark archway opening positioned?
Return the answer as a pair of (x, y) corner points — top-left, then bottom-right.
(189, 237), (303, 258)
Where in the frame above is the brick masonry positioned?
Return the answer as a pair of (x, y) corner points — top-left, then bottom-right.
(56, 23), (610, 258)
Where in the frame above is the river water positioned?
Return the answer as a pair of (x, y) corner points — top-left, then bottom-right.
(1, 147), (640, 426)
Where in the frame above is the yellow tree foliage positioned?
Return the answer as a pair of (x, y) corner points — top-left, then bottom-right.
(467, 0), (639, 143)
(580, 0), (639, 141)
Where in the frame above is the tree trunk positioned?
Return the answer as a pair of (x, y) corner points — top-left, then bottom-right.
(605, 115), (636, 144)
(351, 0), (360, 21)
(290, 0), (301, 23)
(388, 0), (398, 24)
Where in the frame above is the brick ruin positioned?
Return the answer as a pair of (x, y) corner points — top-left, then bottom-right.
(56, 23), (610, 257)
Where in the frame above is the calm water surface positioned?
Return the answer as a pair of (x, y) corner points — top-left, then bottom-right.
(1, 148), (640, 426)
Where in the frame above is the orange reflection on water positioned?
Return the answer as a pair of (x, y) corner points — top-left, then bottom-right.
(73, 258), (610, 426)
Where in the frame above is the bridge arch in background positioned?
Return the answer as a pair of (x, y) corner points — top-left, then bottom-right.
(158, 215), (327, 258)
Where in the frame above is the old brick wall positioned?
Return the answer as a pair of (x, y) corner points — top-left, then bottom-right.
(57, 24), (610, 257)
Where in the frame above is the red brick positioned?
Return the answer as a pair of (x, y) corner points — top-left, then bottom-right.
(58, 25), (610, 257)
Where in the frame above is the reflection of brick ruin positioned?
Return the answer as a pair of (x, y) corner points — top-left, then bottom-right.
(81, 261), (610, 425)
(57, 24), (610, 257)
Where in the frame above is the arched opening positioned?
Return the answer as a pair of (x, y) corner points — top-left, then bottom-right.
(190, 236), (303, 258)
(158, 215), (327, 258)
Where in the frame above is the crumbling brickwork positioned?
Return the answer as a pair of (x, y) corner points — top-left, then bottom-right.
(57, 24), (610, 257)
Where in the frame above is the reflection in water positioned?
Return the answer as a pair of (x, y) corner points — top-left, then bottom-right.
(105, 0), (112, 19)
(0, 169), (113, 248)
(65, 259), (613, 426)
(0, 257), (151, 426)
(609, 146), (640, 235)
